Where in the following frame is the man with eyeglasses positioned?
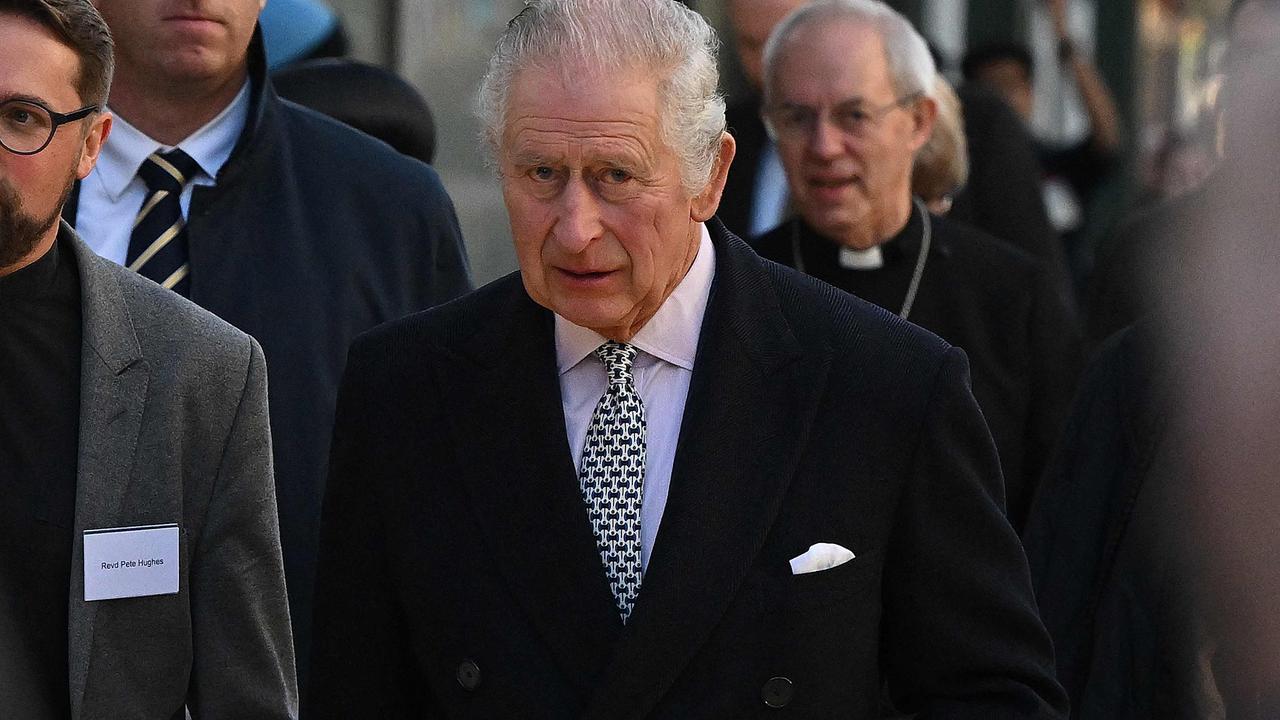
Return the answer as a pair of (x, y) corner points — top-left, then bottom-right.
(0, 1), (296, 716)
(753, 0), (1082, 532)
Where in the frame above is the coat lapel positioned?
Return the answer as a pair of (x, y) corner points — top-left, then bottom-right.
(583, 224), (833, 719)
(64, 226), (150, 720)
(434, 283), (622, 701)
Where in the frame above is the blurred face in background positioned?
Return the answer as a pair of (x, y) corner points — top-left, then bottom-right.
(725, 0), (805, 93)
(971, 58), (1034, 123)
(499, 66), (732, 341)
(766, 19), (934, 248)
(93, 0), (265, 91)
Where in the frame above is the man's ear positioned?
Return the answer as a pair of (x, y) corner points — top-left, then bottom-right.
(691, 131), (737, 223)
(907, 95), (938, 154)
(76, 112), (112, 180)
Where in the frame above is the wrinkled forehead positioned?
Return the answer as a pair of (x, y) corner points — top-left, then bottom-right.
(501, 63), (665, 143)
(769, 19), (893, 100)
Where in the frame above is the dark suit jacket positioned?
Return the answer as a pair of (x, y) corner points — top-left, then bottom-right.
(65, 224), (296, 718)
(307, 221), (1067, 718)
(755, 211), (1083, 530)
(66, 32), (472, 681)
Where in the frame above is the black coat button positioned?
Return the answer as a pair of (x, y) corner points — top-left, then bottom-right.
(456, 660), (481, 691)
(761, 676), (794, 708)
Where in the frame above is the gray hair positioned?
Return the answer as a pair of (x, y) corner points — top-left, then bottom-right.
(477, 0), (727, 192)
(762, 0), (937, 105)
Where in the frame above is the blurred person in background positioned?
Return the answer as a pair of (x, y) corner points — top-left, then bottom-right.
(719, 0), (803, 241)
(1087, 0), (1280, 346)
(718, 0), (1073, 312)
(753, 0), (1082, 530)
(70, 0), (472, 690)
(912, 74), (967, 215)
(1025, 1), (1280, 715)
(963, 0), (1123, 290)
(1, 1), (295, 716)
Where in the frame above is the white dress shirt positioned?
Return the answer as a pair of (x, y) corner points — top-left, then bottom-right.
(76, 82), (251, 264)
(556, 223), (715, 572)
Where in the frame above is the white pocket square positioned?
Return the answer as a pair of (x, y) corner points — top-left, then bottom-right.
(789, 543), (856, 575)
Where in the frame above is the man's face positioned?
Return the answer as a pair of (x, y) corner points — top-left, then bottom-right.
(0, 14), (109, 271)
(725, 0), (805, 93)
(93, 0), (265, 89)
(769, 21), (933, 247)
(500, 67), (733, 341)
(974, 59), (1033, 123)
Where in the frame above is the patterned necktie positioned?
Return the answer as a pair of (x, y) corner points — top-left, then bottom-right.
(126, 149), (201, 297)
(579, 341), (647, 623)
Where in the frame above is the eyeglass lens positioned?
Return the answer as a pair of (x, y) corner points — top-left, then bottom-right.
(0, 100), (57, 154)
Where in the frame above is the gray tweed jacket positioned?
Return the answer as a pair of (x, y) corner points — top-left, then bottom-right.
(64, 223), (297, 719)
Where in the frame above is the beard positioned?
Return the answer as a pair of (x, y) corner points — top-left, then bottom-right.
(0, 174), (75, 270)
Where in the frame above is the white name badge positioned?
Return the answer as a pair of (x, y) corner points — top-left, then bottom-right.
(83, 523), (180, 601)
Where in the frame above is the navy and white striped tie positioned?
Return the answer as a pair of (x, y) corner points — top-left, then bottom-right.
(126, 149), (200, 296)
(579, 341), (646, 623)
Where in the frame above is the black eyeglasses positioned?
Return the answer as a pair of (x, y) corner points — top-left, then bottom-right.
(0, 98), (100, 156)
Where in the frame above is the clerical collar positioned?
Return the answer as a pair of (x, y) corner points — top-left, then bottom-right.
(791, 198), (933, 319)
(794, 201), (925, 271)
(838, 245), (884, 270)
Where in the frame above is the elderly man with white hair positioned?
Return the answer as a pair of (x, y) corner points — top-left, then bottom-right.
(754, 0), (1082, 532)
(305, 0), (1067, 716)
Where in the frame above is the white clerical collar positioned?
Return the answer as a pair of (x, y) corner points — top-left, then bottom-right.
(838, 245), (884, 270)
(96, 81), (251, 201)
(556, 222), (715, 374)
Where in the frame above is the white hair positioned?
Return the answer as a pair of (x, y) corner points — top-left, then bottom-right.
(761, 0), (938, 105)
(477, 0), (726, 193)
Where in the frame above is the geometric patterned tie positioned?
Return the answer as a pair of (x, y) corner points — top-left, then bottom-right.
(126, 149), (201, 297)
(578, 341), (647, 624)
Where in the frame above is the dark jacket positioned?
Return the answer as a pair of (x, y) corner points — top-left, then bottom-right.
(307, 220), (1067, 718)
(755, 208), (1082, 530)
(1024, 319), (1280, 719)
(66, 32), (473, 684)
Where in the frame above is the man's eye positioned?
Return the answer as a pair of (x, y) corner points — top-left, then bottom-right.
(2, 107), (33, 126)
(530, 166), (556, 181)
(779, 109), (810, 129)
(835, 109), (871, 132)
(603, 169), (631, 184)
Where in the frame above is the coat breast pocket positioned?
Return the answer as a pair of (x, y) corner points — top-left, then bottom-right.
(787, 553), (877, 612)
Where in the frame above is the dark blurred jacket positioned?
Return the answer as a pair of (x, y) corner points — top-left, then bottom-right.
(1024, 318), (1280, 719)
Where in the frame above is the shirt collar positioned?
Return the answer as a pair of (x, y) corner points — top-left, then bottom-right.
(555, 222), (716, 374)
(95, 81), (251, 201)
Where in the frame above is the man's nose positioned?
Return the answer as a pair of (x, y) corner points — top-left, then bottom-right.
(552, 177), (603, 253)
(806, 115), (845, 160)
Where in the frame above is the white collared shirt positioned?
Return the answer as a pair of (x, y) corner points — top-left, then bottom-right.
(556, 223), (716, 572)
(76, 82), (251, 265)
